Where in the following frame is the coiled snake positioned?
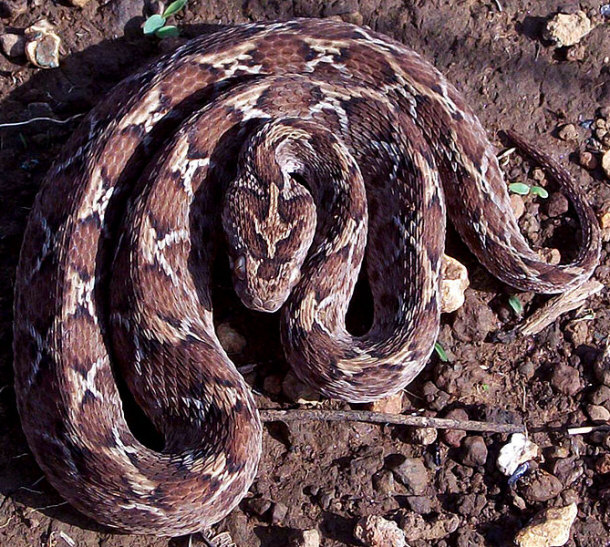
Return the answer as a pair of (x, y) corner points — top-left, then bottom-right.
(12, 18), (600, 536)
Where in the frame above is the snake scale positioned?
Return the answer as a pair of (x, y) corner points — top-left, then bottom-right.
(12, 18), (600, 536)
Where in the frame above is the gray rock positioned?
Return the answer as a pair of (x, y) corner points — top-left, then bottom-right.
(392, 457), (429, 495)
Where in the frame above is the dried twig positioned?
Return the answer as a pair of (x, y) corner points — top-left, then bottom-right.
(260, 409), (525, 434)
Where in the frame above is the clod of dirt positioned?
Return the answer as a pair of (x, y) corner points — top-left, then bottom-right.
(440, 254), (469, 313)
(404, 495), (437, 514)
(391, 457), (429, 495)
(0, 32), (24, 58)
(595, 453), (610, 474)
(399, 511), (460, 542)
(543, 11), (593, 47)
(244, 496), (272, 517)
(545, 193), (569, 218)
(372, 469), (395, 495)
(497, 433), (540, 476)
(24, 19), (60, 69)
(366, 391), (404, 414)
(442, 408), (469, 447)
(217, 322), (247, 354)
(602, 149), (610, 179)
(598, 208), (610, 242)
(459, 436), (488, 467)
(452, 292), (498, 342)
(282, 371), (321, 404)
(515, 502), (578, 547)
(354, 515), (406, 547)
(0, 0), (26, 19)
(549, 363), (583, 395)
(522, 470), (563, 503)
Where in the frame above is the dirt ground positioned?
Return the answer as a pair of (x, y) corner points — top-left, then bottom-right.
(0, 1), (608, 546)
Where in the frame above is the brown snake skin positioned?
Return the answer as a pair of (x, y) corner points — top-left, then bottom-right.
(12, 18), (601, 536)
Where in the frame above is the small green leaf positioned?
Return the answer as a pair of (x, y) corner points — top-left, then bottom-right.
(530, 186), (549, 199)
(143, 14), (166, 35)
(163, 0), (187, 18)
(508, 182), (530, 196)
(508, 295), (523, 315)
(155, 25), (180, 38)
(481, 383), (490, 392)
(434, 342), (449, 362)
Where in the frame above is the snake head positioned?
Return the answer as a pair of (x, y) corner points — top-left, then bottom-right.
(222, 124), (317, 313)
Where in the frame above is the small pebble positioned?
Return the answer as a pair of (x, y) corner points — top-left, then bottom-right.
(440, 255), (469, 313)
(600, 106), (610, 120)
(270, 502), (288, 524)
(543, 11), (592, 47)
(546, 193), (569, 218)
(595, 453), (610, 474)
(557, 123), (578, 141)
(67, 0), (91, 6)
(532, 167), (546, 182)
(515, 503), (577, 547)
(409, 427), (437, 446)
(578, 150), (598, 170)
(372, 470), (395, 495)
(590, 385), (610, 406)
(510, 194), (526, 219)
(522, 470), (563, 503)
(586, 404), (610, 422)
(593, 352), (610, 385)
(537, 248), (561, 265)
(442, 408), (469, 447)
(405, 495), (436, 515)
(497, 433), (540, 476)
(518, 361), (536, 380)
(0, 0), (27, 19)
(290, 529), (320, 547)
(367, 391), (404, 414)
(354, 515), (406, 547)
(0, 32), (24, 58)
(392, 457), (429, 495)
(245, 497), (272, 517)
(460, 436), (488, 467)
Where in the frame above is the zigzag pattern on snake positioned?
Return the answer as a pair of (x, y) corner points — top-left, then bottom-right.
(12, 18), (600, 536)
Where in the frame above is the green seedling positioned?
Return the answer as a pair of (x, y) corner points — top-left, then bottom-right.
(143, 0), (187, 38)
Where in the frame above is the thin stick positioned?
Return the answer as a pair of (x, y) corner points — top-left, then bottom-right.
(0, 113), (84, 129)
(260, 409), (525, 434)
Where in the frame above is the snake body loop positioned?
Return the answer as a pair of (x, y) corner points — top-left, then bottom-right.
(13, 19), (600, 535)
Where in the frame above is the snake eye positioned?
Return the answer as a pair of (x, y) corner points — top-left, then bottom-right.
(234, 255), (247, 280)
